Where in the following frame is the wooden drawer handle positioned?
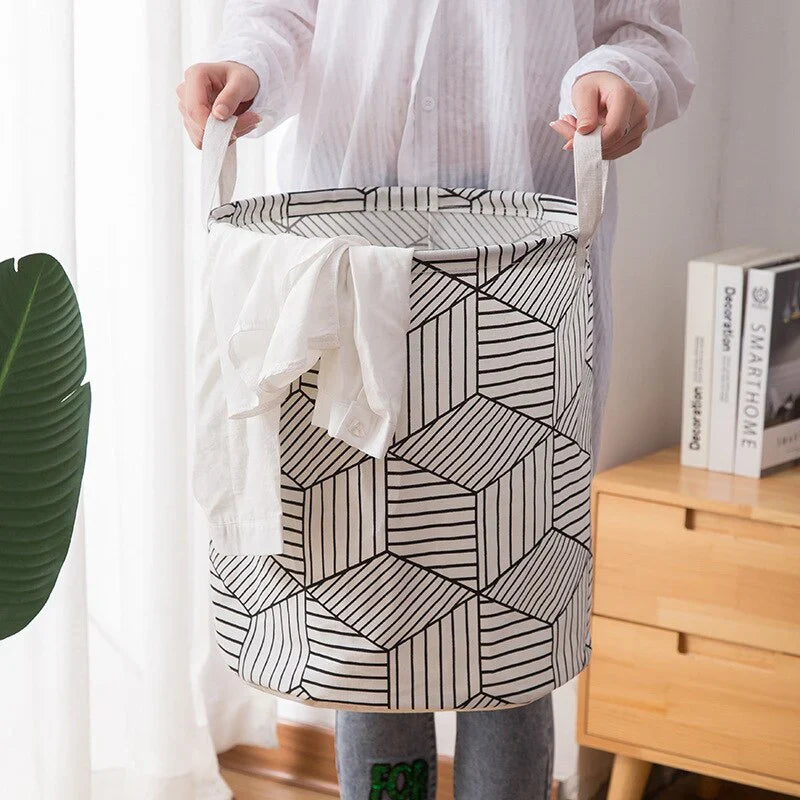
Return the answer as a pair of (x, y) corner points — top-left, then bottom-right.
(676, 632), (776, 671)
(684, 508), (793, 544)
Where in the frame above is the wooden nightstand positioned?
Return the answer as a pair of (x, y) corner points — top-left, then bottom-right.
(578, 446), (800, 800)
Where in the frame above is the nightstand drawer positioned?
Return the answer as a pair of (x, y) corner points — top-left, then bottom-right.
(594, 493), (800, 655)
(585, 616), (800, 783)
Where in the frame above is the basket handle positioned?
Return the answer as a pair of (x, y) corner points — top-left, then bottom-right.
(573, 126), (608, 277)
(200, 114), (238, 227)
(200, 113), (609, 262)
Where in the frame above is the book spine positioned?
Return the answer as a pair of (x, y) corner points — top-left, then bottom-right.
(734, 269), (775, 477)
(680, 260), (716, 468)
(708, 265), (745, 472)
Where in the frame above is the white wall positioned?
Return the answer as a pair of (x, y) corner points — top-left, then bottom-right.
(599, 0), (800, 474)
(595, 1), (729, 473)
(234, 1), (800, 794)
(715, 2), (800, 251)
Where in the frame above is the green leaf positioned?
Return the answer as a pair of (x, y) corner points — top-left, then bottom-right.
(0, 254), (91, 639)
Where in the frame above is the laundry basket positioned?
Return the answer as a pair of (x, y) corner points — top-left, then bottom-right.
(198, 116), (607, 712)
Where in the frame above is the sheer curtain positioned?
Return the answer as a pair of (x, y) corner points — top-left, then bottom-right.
(0, 2), (284, 797)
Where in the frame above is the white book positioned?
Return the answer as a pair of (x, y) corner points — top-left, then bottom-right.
(707, 248), (800, 473)
(681, 249), (745, 468)
(735, 260), (800, 477)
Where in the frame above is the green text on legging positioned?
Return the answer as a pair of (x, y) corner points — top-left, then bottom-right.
(369, 758), (428, 800)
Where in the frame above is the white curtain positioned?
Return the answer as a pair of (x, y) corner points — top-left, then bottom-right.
(0, 1), (286, 797)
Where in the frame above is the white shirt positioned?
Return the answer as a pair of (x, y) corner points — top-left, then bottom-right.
(210, 0), (697, 454)
(193, 223), (413, 555)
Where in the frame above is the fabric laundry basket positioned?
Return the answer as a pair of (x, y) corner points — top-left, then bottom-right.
(198, 115), (607, 712)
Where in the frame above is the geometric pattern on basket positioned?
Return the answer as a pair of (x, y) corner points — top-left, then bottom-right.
(208, 186), (594, 711)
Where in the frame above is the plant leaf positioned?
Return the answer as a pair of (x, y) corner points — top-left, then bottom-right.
(0, 254), (91, 639)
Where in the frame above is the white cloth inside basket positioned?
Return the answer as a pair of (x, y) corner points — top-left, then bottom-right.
(193, 223), (414, 556)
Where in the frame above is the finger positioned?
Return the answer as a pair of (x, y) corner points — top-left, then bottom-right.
(548, 118), (577, 143)
(182, 117), (203, 149)
(180, 101), (206, 147)
(179, 99), (201, 130)
(606, 138), (642, 160)
(183, 66), (213, 129)
(178, 99), (202, 142)
(232, 110), (261, 137)
(604, 117), (647, 158)
(186, 116), (205, 149)
(629, 93), (650, 130)
(211, 67), (253, 121)
(572, 80), (601, 134)
(602, 84), (636, 149)
(557, 114), (579, 150)
(566, 113), (645, 156)
(604, 135), (643, 160)
(626, 116), (648, 140)
(231, 124), (260, 141)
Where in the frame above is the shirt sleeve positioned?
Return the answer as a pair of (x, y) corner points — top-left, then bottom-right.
(559, 1), (697, 132)
(209, 0), (318, 136)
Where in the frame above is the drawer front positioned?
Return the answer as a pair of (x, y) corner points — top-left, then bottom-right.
(594, 493), (800, 655)
(586, 616), (800, 782)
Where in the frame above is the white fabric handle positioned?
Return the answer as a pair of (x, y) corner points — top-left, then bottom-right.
(200, 114), (607, 272)
(201, 115), (238, 226)
(573, 126), (608, 277)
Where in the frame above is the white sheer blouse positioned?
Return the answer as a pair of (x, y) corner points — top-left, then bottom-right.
(209, 0), (697, 454)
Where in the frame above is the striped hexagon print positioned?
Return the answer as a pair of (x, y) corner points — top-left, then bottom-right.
(208, 187), (594, 712)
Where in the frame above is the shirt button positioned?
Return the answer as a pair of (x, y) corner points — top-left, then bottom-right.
(421, 96), (436, 112)
(347, 420), (365, 438)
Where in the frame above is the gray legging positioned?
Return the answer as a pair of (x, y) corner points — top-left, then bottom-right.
(334, 693), (554, 800)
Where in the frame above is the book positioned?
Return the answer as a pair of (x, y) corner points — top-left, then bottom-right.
(734, 259), (800, 477)
(680, 256), (716, 467)
(681, 248), (760, 468)
(707, 248), (800, 473)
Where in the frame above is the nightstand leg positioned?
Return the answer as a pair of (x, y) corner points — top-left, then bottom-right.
(606, 755), (652, 800)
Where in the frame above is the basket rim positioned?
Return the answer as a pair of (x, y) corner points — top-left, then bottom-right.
(208, 185), (580, 260)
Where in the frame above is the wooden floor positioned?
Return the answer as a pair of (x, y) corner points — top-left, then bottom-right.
(222, 766), (794, 800)
(221, 768), (335, 800)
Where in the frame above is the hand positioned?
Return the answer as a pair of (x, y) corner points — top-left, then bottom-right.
(176, 61), (262, 149)
(549, 71), (649, 160)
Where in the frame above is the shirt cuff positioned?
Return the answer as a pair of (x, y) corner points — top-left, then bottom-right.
(208, 516), (285, 556)
(312, 388), (396, 459)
